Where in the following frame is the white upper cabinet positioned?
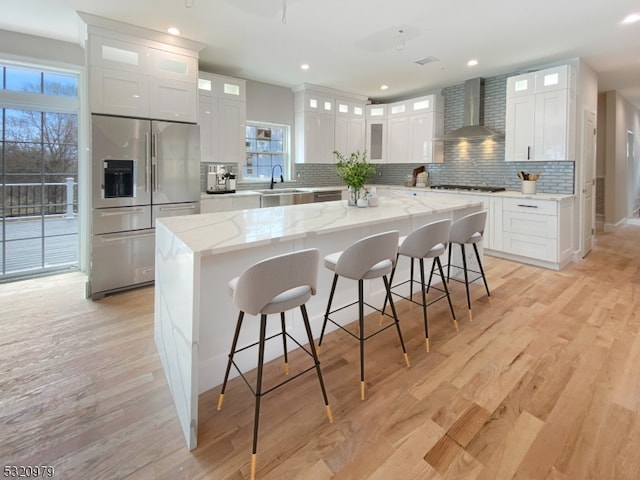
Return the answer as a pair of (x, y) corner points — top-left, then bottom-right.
(505, 64), (576, 161)
(87, 32), (200, 122)
(507, 72), (535, 98)
(334, 101), (366, 157)
(535, 65), (571, 93)
(90, 66), (150, 118)
(387, 102), (410, 164)
(293, 84), (367, 164)
(384, 94), (443, 164)
(198, 72), (246, 163)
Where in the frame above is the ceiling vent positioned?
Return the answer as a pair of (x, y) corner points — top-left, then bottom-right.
(414, 56), (439, 66)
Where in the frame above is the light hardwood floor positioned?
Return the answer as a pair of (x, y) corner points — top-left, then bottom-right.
(2, 225), (640, 479)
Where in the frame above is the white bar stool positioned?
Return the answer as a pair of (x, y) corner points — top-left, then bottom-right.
(385, 219), (458, 352)
(446, 211), (492, 321)
(217, 248), (333, 480)
(317, 230), (410, 400)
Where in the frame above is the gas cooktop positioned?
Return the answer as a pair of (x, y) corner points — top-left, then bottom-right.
(430, 185), (506, 193)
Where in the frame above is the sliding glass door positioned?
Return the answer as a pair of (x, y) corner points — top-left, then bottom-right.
(0, 63), (79, 281)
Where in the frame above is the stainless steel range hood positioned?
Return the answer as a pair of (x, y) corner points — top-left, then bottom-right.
(436, 77), (503, 141)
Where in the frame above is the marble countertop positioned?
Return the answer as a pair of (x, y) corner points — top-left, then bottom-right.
(159, 195), (481, 256)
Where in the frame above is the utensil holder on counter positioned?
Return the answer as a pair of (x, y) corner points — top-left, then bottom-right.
(522, 180), (537, 194)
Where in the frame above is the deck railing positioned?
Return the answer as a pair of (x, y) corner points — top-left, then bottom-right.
(2, 178), (77, 218)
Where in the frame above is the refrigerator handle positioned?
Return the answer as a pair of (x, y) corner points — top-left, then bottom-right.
(144, 132), (150, 193)
(152, 132), (159, 192)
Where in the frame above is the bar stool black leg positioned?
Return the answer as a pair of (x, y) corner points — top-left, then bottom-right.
(436, 256), (459, 331)
(460, 244), (472, 321)
(383, 274), (410, 369)
(280, 312), (289, 374)
(300, 304), (333, 423)
(217, 311), (244, 410)
(381, 253), (399, 318)
(358, 279), (366, 400)
(250, 314), (268, 480)
(426, 257), (436, 294)
(409, 258), (415, 299)
(447, 245), (452, 283)
(318, 274), (338, 352)
(419, 258), (429, 351)
(472, 243), (492, 304)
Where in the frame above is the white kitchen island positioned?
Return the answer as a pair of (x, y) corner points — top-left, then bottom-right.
(154, 195), (483, 449)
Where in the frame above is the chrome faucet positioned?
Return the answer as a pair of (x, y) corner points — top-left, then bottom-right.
(270, 165), (284, 189)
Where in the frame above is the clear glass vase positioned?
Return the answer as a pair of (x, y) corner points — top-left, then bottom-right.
(348, 186), (364, 206)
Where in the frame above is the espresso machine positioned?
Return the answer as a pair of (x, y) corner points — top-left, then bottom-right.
(206, 165), (236, 194)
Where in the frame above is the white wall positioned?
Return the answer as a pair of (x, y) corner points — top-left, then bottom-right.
(245, 80), (295, 160)
(245, 80), (294, 125)
(0, 29), (84, 66)
(602, 91), (640, 228)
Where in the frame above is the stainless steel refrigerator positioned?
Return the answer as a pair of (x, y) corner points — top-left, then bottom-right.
(89, 114), (200, 299)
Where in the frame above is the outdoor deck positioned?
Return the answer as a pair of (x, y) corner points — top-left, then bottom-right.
(1, 216), (78, 277)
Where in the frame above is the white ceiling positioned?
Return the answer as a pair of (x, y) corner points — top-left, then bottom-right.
(2, 0), (640, 107)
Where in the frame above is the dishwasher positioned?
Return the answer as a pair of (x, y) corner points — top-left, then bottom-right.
(313, 190), (343, 202)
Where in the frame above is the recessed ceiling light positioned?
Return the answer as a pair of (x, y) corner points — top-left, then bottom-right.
(380, 85), (389, 90)
(622, 12), (640, 24)
(168, 27), (181, 35)
(467, 59), (479, 67)
(300, 64), (310, 70)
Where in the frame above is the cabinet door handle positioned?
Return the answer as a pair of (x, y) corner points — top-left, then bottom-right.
(527, 146), (531, 160)
(159, 205), (197, 212)
(100, 208), (146, 216)
(100, 231), (155, 242)
(152, 133), (159, 192)
(517, 204), (538, 208)
(144, 132), (150, 193)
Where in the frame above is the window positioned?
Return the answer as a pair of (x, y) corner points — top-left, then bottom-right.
(1, 62), (79, 280)
(243, 122), (290, 181)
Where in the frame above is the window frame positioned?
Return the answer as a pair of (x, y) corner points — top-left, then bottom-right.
(242, 120), (291, 183)
(0, 60), (82, 279)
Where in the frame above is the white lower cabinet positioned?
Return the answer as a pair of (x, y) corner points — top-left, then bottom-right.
(501, 197), (573, 266)
(376, 188), (574, 269)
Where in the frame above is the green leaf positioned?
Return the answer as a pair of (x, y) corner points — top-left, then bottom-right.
(333, 150), (376, 191)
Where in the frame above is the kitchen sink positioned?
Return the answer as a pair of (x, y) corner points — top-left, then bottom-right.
(252, 188), (342, 207)
(259, 190), (314, 207)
